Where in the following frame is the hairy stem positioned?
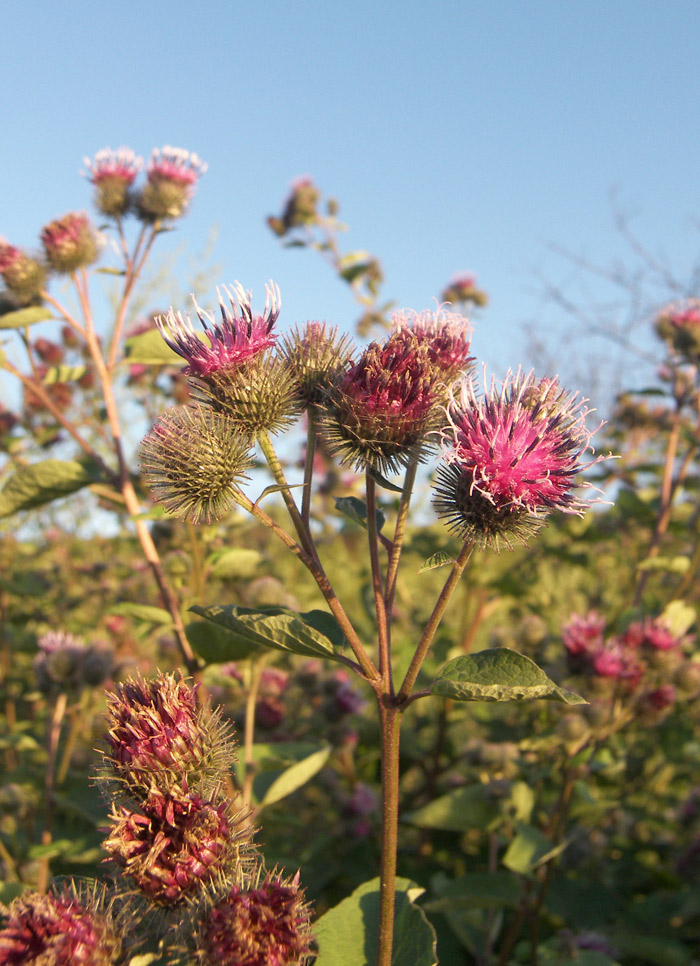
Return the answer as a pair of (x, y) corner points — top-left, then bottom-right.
(377, 701), (402, 966)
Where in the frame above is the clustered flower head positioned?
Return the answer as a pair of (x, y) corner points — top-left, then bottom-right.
(655, 299), (700, 362)
(0, 882), (126, 966)
(0, 238), (46, 306)
(280, 321), (355, 408)
(268, 176), (321, 236)
(83, 146), (143, 217)
(103, 670), (236, 799)
(193, 869), (313, 966)
(391, 304), (474, 384)
(319, 332), (441, 475)
(155, 281), (299, 438)
(40, 212), (100, 274)
(440, 272), (489, 307)
(433, 368), (607, 548)
(140, 404), (254, 524)
(562, 611), (699, 714)
(137, 146), (207, 220)
(34, 629), (113, 694)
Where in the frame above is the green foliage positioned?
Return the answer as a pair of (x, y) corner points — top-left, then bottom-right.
(432, 649), (587, 704)
(315, 877), (438, 966)
(0, 460), (99, 517)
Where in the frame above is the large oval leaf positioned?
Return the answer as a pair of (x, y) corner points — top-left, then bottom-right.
(233, 742), (331, 809)
(432, 649), (586, 704)
(190, 603), (348, 664)
(185, 619), (262, 664)
(0, 306), (54, 329)
(0, 460), (98, 517)
(315, 877), (437, 966)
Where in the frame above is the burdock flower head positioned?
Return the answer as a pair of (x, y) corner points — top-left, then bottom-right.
(104, 788), (246, 906)
(0, 882), (126, 966)
(440, 272), (489, 307)
(83, 146), (143, 217)
(103, 670), (236, 801)
(41, 212), (100, 274)
(140, 405), (253, 524)
(320, 334), (441, 474)
(433, 368), (608, 548)
(280, 321), (355, 408)
(391, 305), (474, 384)
(655, 299), (700, 362)
(137, 146), (207, 220)
(193, 869), (313, 966)
(0, 240), (46, 306)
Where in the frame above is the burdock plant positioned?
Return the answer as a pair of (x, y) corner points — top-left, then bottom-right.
(139, 286), (610, 965)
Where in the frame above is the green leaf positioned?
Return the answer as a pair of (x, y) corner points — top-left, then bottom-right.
(253, 482), (305, 506)
(418, 551), (455, 573)
(0, 306), (54, 329)
(41, 364), (87, 384)
(96, 266), (127, 276)
(0, 460), (98, 517)
(315, 877), (437, 966)
(338, 251), (374, 284)
(660, 599), (696, 637)
(185, 619), (263, 664)
(0, 882), (28, 904)
(234, 742), (331, 809)
(207, 548), (264, 579)
(368, 466), (405, 493)
(502, 824), (569, 874)
(108, 602), (174, 627)
(190, 603), (348, 663)
(335, 495), (385, 532)
(128, 955), (163, 966)
(403, 785), (495, 832)
(432, 649), (587, 705)
(637, 555), (690, 574)
(124, 328), (182, 365)
(423, 871), (521, 912)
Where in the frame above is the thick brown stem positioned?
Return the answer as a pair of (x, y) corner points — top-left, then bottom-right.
(377, 700), (402, 966)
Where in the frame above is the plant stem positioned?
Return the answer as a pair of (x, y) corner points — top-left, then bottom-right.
(377, 700), (402, 966)
(257, 430), (316, 559)
(367, 472), (392, 692)
(302, 411), (317, 528)
(37, 692), (67, 894)
(397, 538), (475, 703)
(384, 458), (418, 618)
(242, 655), (267, 811)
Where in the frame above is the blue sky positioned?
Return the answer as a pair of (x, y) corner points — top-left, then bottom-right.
(2, 0), (700, 407)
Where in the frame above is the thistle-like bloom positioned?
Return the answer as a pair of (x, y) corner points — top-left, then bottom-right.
(157, 282), (280, 377)
(433, 369), (608, 548)
(83, 146), (143, 217)
(391, 305), (474, 383)
(103, 670), (236, 801)
(104, 789), (243, 905)
(0, 882), (125, 966)
(41, 212), (100, 273)
(279, 321), (354, 408)
(140, 405), (253, 524)
(34, 629), (112, 694)
(440, 272), (489, 307)
(0, 242), (46, 306)
(320, 335), (440, 474)
(562, 612), (606, 662)
(655, 299), (700, 360)
(194, 870), (313, 966)
(137, 146), (207, 220)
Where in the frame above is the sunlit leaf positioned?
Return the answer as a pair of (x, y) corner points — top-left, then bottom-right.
(0, 460), (98, 517)
(432, 649), (586, 704)
(0, 306), (54, 329)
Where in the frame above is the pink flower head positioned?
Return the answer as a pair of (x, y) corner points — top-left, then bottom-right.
(147, 145), (207, 186)
(83, 146), (142, 185)
(433, 368), (609, 547)
(41, 212), (99, 273)
(196, 870), (312, 966)
(441, 272), (489, 307)
(0, 883), (123, 966)
(156, 281), (280, 376)
(322, 334), (440, 473)
(591, 638), (645, 685)
(562, 611), (606, 659)
(0, 238), (20, 274)
(645, 683), (676, 710)
(642, 617), (687, 650)
(392, 305), (474, 379)
(655, 299), (700, 359)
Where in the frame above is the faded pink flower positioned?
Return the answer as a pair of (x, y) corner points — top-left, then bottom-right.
(0, 883), (124, 966)
(157, 282), (280, 377)
(392, 305), (474, 380)
(655, 299), (700, 359)
(0, 239), (20, 274)
(41, 212), (99, 273)
(433, 369), (609, 547)
(104, 789), (238, 905)
(83, 146), (142, 185)
(440, 272), (489, 307)
(590, 639), (645, 685)
(138, 146), (207, 220)
(644, 684), (676, 710)
(320, 334), (439, 473)
(562, 612), (606, 666)
(195, 871), (313, 966)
